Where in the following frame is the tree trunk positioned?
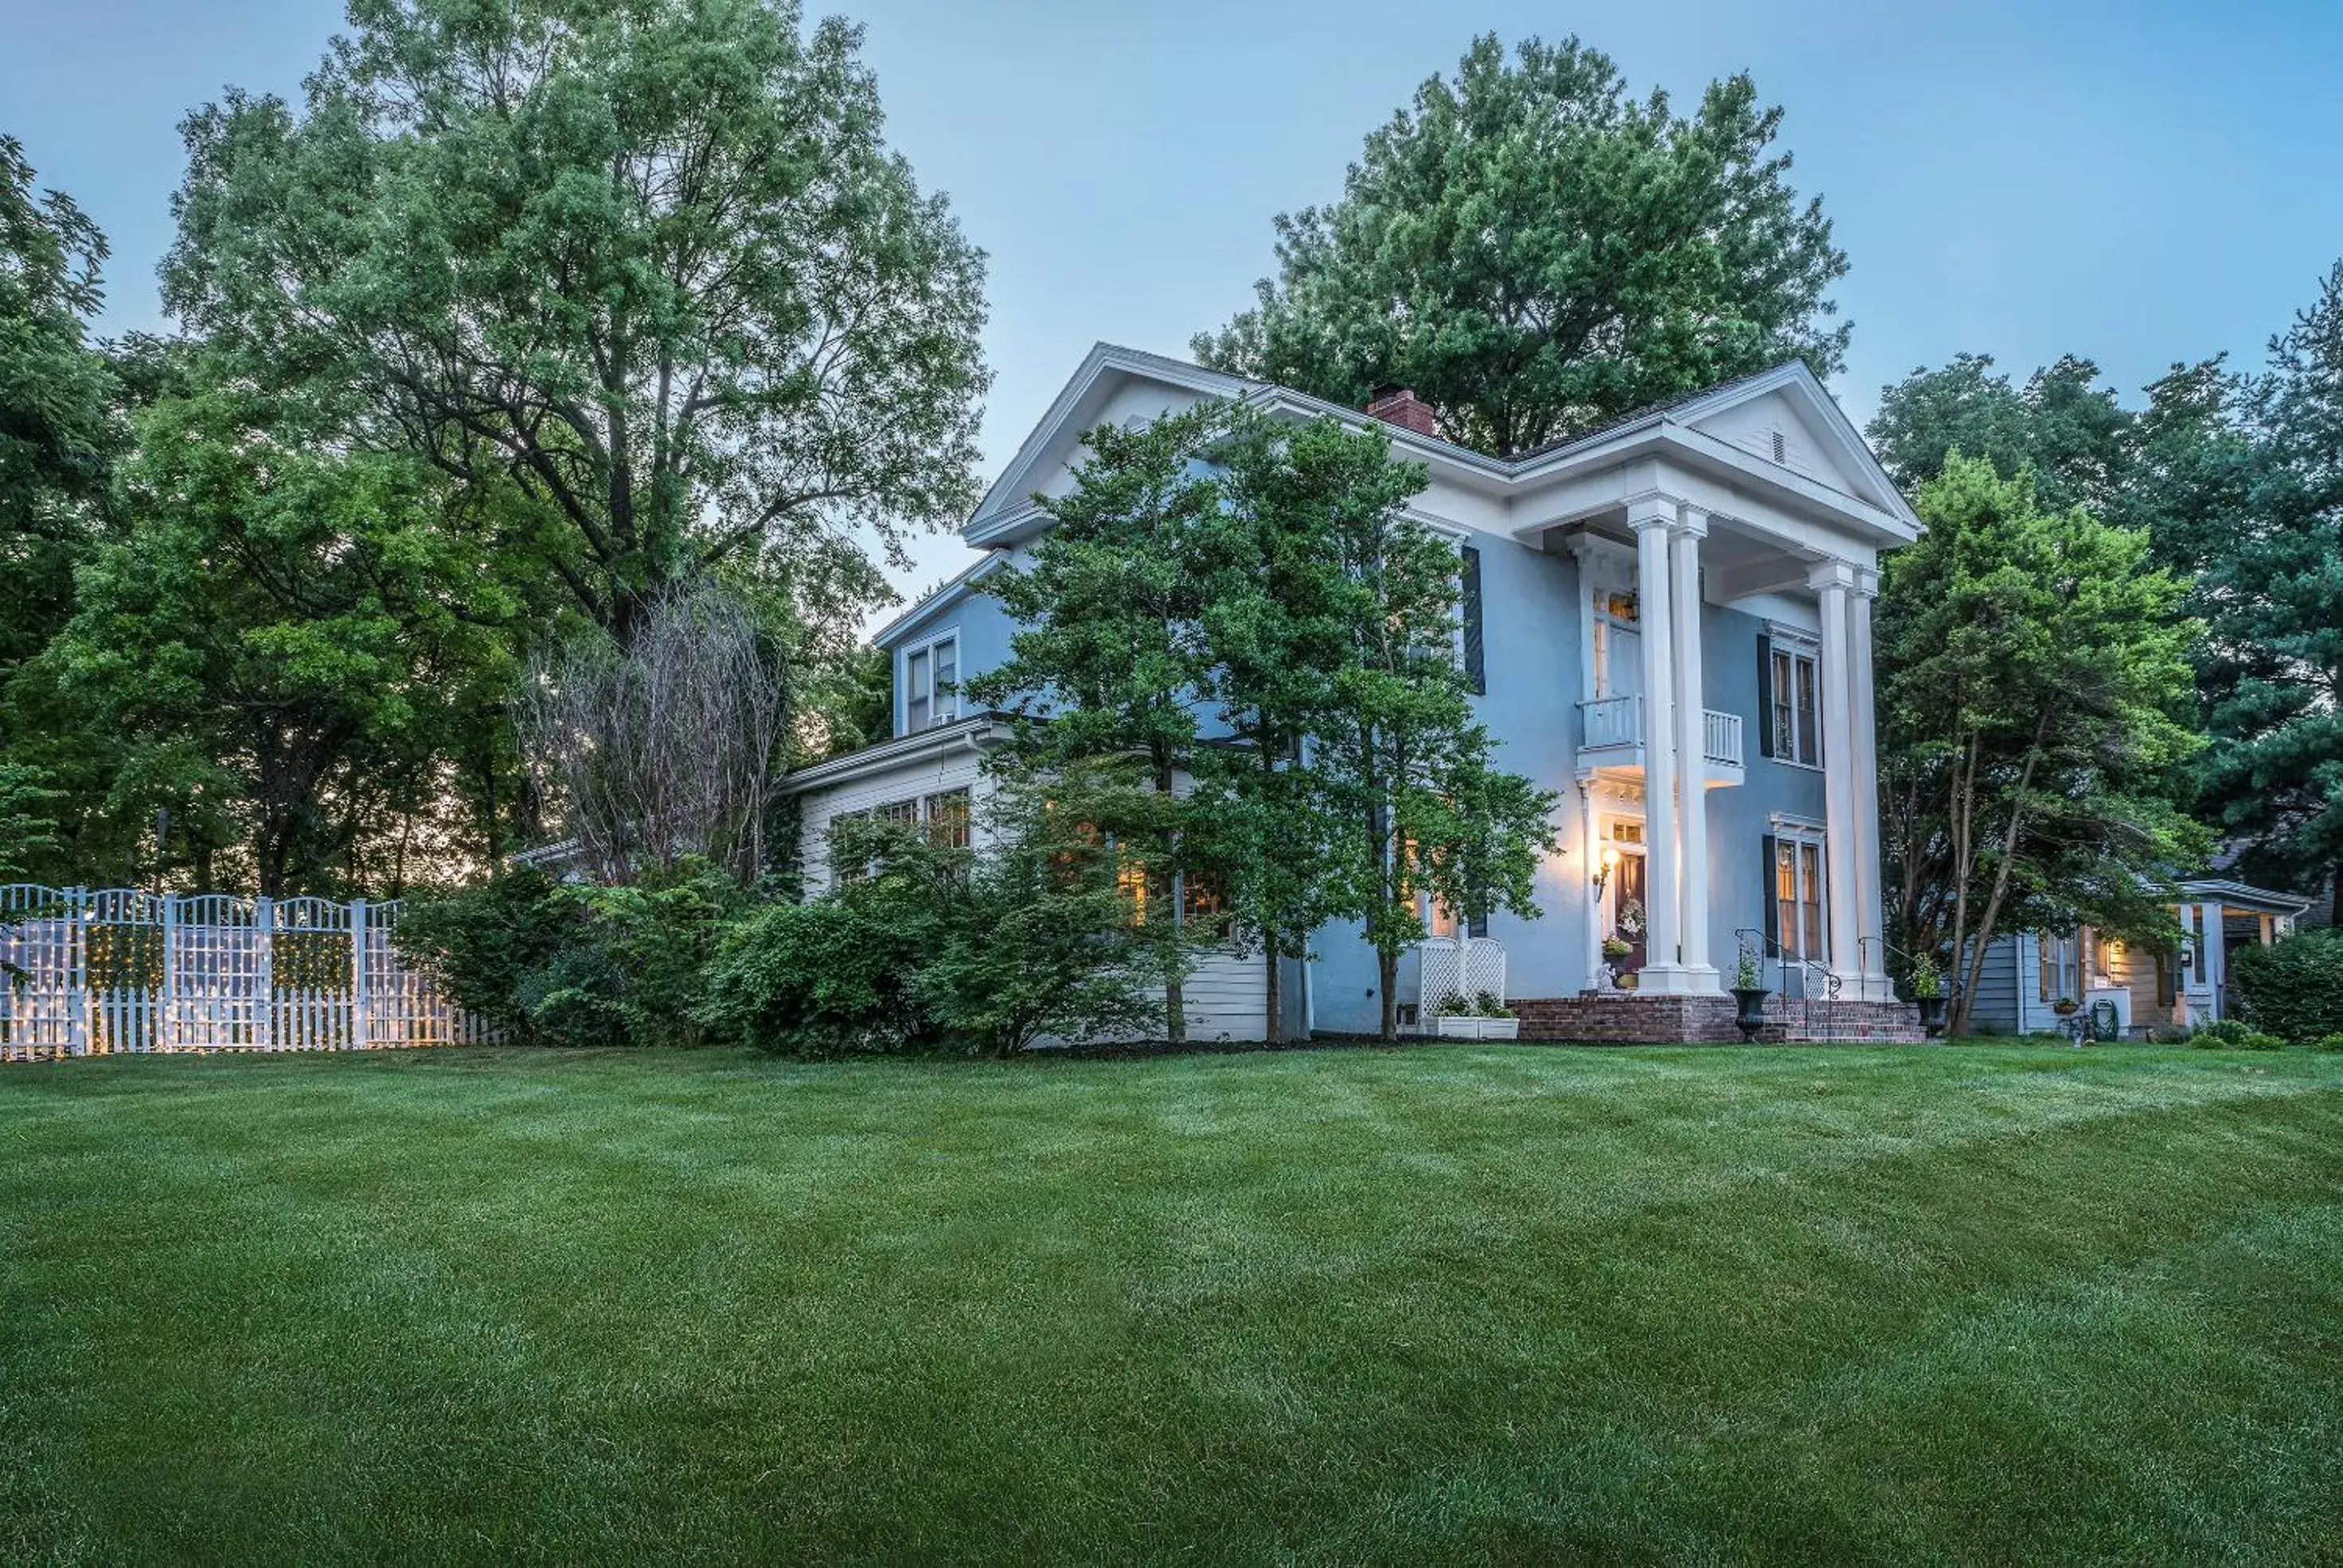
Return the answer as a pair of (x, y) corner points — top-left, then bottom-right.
(1153, 751), (1185, 1045)
(1264, 942), (1283, 1045)
(1378, 949), (1400, 1041)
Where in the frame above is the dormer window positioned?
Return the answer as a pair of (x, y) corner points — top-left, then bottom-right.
(905, 635), (959, 732)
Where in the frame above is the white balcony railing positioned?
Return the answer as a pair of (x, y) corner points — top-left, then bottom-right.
(1576, 696), (1744, 770)
(1703, 710), (1743, 770)
(1580, 694), (1642, 750)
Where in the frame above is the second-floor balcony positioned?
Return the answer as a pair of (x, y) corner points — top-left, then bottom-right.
(1576, 695), (1745, 787)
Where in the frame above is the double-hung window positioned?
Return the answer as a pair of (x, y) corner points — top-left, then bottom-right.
(2038, 933), (2081, 1004)
(904, 635), (959, 733)
(1770, 833), (1826, 965)
(1761, 635), (1820, 766)
(924, 788), (970, 850)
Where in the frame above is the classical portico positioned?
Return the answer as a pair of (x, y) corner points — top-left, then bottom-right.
(1537, 358), (1921, 1003)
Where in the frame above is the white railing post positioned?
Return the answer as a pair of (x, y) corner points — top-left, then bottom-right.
(350, 898), (369, 1051)
(253, 895), (274, 1051)
(159, 891), (179, 1054)
(67, 887), (88, 1058)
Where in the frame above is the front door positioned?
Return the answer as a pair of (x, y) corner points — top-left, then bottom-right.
(1611, 851), (1648, 972)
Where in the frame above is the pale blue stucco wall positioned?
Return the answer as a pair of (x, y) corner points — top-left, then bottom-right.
(872, 529), (1853, 1036)
(879, 570), (1018, 739)
(1303, 525), (1584, 1036)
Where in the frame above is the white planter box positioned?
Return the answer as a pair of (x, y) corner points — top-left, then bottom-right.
(1432, 1016), (1519, 1040)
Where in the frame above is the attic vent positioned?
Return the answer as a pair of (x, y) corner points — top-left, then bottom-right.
(1770, 429), (1787, 464)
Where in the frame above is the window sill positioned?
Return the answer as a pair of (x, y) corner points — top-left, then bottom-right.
(1765, 756), (1825, 774)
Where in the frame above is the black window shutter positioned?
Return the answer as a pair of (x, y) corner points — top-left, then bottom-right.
(1755, 634), (1775, 759)
(1760, 835), (1779, 954)
(1468, 909), (1488, 940)
(1461, 544), (1486, 695)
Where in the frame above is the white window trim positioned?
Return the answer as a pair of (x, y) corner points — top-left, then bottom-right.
(1765, 630), (1824, 770)
(1770, 824), (1831, 967)
(902, 629), (962, 734)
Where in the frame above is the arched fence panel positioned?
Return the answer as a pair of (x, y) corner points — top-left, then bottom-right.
(1, 886), (496, 1062)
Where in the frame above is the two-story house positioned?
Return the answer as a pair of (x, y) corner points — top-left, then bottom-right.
(781, 343), (1926, 1043)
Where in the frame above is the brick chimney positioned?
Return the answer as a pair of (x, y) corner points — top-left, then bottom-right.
(1366, 384), (1439, 438)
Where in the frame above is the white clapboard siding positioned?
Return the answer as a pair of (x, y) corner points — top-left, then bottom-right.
(0, 885), (494, 1062)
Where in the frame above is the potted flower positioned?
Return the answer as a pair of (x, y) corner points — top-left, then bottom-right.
(2052, 996), (2080, 1018)
(1910, 955), (1947, 1036)
(1474, 990), (1520, 1041)
(1730, 954), (1770, 1040)
(1610, 899), (1646, 990)
(1430, 991), (1478, 1038)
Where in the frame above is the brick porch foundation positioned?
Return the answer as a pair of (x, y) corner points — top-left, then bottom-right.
(1512, 993), (1927, 1045)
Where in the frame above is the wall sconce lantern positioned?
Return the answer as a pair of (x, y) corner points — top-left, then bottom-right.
(1592, 843), (1621, 899)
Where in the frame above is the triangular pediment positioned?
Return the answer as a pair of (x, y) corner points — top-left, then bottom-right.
(1671, 365), (1914, 524)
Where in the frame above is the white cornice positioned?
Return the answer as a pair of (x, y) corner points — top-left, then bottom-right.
(782, 716), (1000, 794)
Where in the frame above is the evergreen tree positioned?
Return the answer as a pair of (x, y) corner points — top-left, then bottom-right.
(1876, 457), (2205, 1033)
(1298, 423), (1557, 1039)
(2192, 265), (2343, 921)
(968, 406), (1232, 1042)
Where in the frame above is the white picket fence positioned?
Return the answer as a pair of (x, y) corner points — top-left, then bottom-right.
(0, 885), (494, 1062)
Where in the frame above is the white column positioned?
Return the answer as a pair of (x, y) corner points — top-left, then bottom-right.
(1848, 570), (1891, 1000)
(1578, 773), (1603, 992)
(1810, 560), (1862, 992)
(1669, 507), (1719, 991)
(1630, 500), (1685, 992)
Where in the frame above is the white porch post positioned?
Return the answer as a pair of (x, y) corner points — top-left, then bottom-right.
(1810, 560), (1863, 993)
(1848, 569), (1891, 999)
(1630, 499), (1686, 991)
(1578, 772), (1603, 991)
(1669, 505), (1719, 991)
(2204, 903), (2228, 1020)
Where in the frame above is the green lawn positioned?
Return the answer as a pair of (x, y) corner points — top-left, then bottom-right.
(4, 1043), (2340, 1565)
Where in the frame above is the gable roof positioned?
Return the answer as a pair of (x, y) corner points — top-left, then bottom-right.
(961, 344), (1920, 552)
(963, 343), (1263, 544)
(869, 551), (1009, 649)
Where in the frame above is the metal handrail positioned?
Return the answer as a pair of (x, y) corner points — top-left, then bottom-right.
(1733, 926), (1842, 1043)
(1856, 934), (1962, 1001)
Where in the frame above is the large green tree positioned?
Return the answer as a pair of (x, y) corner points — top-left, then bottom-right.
(2189, 266), (2343, 921)
(1297, 423), (1557, 1039)
(0, 136), (122, 879)
(0, 135), (116, 678)
(1876, 457), (2205, 1033)
(1195, 34), (1848, 458)
(1190, 410), (1377, 1042)
(1868, 353), (2138, 516)
(42, 379), (528, 894)
(164, 0), (990, 641)
(968, 406), (1233, 1043)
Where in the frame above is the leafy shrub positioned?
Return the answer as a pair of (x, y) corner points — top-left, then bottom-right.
(2315, 1033), (2343, 1053)
(395, 869), (574, 1038)
(701, 786), (1154, 1057)
(2228, 929), (2343, 1043)
(397, 861), (744, 1047)
(2187, 1018), (2285, 1051)
(699, 883), (948, 1056)
(525, 867), (744, 1047)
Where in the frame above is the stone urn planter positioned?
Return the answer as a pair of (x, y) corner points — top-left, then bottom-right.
(1915, 994), (1948, 1037)
(1731, 986), (1771, 1041)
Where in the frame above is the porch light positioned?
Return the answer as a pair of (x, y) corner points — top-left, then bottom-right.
(1593, 843), (1621, 899)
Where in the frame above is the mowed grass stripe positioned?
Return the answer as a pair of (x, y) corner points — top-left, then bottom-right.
(3, 1044), (2338, 1564)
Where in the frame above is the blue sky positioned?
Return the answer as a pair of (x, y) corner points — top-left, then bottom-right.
(7, 0), (2341, 607)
